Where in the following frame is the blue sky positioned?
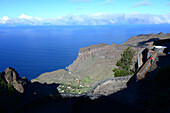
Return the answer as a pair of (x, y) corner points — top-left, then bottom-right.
(0, 0), (170, 18)
(0, 0), (170, 25)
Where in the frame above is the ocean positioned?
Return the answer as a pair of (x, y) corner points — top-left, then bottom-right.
(0, 24), (170, 80)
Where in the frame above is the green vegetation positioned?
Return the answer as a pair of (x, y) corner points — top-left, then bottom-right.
(112, 68), (129, 77)
(81, 76), (93, 84)
(7, 83), (15, 95)
(0, 76), (7, 95)
(113, 47), (136, 77)
(0, 75), (20, 113)
(57, 76), (93, 94)
(0, 76), (15, 96)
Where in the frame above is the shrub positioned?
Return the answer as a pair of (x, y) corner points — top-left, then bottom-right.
(0, 77), (15, 96)
(0, 79), (7, 89)
(113, 69), (129, 77)
(7, 83), (15, 95)
(113, 47), (136, 77)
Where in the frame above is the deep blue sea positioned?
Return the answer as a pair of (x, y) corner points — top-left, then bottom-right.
(0, 24), (170, 80)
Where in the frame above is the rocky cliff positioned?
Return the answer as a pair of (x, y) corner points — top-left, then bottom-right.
(32, 32), (170, 86)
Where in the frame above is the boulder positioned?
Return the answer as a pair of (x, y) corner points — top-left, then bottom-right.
(13, 81), (24, 93)
(22, 76), (28, 83)
(4, 67), (19, 83)
(2, 67), (28, 93)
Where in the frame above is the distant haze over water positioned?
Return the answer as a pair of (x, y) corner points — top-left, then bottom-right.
(0, 24), (170, 80)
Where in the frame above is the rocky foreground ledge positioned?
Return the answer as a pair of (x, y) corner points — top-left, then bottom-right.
(0, 67), (61, 113)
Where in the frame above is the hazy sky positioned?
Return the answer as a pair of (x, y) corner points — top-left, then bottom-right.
(0, 0), (170, 18)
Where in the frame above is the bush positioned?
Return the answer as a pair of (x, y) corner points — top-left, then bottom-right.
(7, 83), (15, 95)
(113, 69), (129, 77)
(0, 76), (15, 96)
(113, 47), (136, 77)
(0, 79), (7, 89)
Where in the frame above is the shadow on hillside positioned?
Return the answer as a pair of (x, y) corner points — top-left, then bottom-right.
(15, 76), (147, 113)
(143, 54), (170, 81)
(12, 82), (60, 113)
(15, 55), (170, 113)
(138, 38), (160, 46)
(0, 79), (60, 113)
(24, 82), (60, 97)
(15, 78), (147, 113)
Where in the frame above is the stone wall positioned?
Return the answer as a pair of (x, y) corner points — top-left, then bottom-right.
(88, 75), (132, 96)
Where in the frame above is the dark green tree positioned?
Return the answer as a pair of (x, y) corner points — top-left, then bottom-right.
(113, 47), (136, 77)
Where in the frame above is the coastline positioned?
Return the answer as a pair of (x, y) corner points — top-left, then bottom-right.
(1, 25), (170, 80)
(31, 32), (170, 85)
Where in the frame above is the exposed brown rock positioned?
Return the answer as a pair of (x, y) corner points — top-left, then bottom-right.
(2, 67), (28, 93)
(13, 81), (24, 93)
(4, 67), (19, 83)
(158, 32), (163, 35)
(21, 76), (28, 84)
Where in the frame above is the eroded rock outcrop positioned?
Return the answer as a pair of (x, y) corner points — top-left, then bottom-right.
(4, 67), (19, 83)
(1, 67), (28, 93)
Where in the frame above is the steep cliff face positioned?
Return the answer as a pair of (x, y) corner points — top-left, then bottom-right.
(32, 32), (170, 85)
(32, 43), (132, 85)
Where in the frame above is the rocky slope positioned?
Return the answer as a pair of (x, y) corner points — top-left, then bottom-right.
(32, 32), (170, 86)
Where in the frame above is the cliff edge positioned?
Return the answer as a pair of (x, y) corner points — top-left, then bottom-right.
(32, 32), (170, 86)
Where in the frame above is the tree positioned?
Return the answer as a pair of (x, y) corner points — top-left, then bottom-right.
(113, 47), (136, 77)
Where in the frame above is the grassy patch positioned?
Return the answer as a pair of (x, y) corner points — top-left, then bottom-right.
(57, 77), (93, 94)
